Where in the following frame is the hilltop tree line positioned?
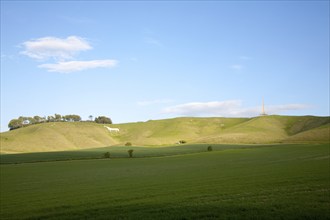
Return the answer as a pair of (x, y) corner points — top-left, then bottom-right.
(8, 114), (112, 130)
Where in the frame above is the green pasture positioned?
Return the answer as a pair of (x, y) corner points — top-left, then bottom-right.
(1, 143), (329, 219)
(0, 144), (263, 164)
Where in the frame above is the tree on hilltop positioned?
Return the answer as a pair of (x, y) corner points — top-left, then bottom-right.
(47, 116), (55, 122)
(8, 119), (23, 130)
(8, 114), (82, 130)
(63, 115), (81, 122)
(33, 116), (45, 123)
(54, 114), (62, 122)
(95, 116), (112, 124)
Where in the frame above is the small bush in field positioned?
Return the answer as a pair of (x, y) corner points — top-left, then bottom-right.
(104, 152), (111, 158)
(128, 149), (134, 158)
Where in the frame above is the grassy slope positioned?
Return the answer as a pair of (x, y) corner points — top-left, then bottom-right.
(285, 125), (330, 143)
(0, 144), (329, 219)
(0, 122), (117, 153)
(197, 116), (288, 143)
(198, 115), (330, 144)
(282, 115), (330, 135)
(0, 116), (329, 153)
(114, 117), (249, 145)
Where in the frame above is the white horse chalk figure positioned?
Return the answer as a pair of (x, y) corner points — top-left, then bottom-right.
(104, 126), (120, 132)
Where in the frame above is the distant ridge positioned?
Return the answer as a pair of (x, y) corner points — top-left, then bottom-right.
(0, 115), (329, 153)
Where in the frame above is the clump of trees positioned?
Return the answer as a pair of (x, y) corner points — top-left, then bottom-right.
(62, 115), (82, 122)
(125, 142), (132, 146)
(8, 118), (29, 130)
(94, 116), (112, 124)
(207, 146), (213, 152)
(8, 114), (112, 130)
(8, 116), (48, 130)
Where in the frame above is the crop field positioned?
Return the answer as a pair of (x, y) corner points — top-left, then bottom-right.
(0, 143), (329, 219)
(0, 144), (265, 164)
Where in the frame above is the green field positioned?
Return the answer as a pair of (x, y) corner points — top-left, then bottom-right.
(0, 144), (264, 164)
(1, 143), (329, 219)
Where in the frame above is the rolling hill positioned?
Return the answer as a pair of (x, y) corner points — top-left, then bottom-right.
(0, 115), (329, 153)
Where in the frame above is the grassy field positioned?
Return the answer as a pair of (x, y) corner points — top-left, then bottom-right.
(1, 116), (329, 154)
(0, 144), (264, 164)
(1, 143), (329, 219)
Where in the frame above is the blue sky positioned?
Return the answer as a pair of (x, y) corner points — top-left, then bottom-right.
(1, 1), (329, 131)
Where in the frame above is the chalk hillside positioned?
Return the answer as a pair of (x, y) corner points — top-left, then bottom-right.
(0, 115), (329, 153)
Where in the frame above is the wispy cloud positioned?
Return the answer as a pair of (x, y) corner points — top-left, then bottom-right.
(162, 100), (310, 117)
(1, 53), (15, 60)
(130, 57), (138, 62)
(267, 104), (311, 113)
(230, 64), (243, 70)
(20, 36), (92, 61)
(145, 37), (162, 47)
(239, 56), (252, 60)
(137, 99), (174, 106)
(163, 100), (242, 116)
(229, 56), (251, 71)
(38, 59), (118, 73)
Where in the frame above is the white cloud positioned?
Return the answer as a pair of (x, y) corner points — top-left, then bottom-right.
(20, 35), (119, 73)
(163, 100), (242, 116)
(20, 36), (92, 61)
(162, 100), (310, 117)
(38, 59), (118, 73)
